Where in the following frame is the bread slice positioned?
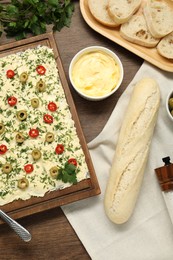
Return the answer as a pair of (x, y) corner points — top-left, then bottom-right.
(108, 0), (142, 24)
(157, 32), (173, 59)
(88, 0), (119, 27)
(104, 78), (160, 224)
(120, 14), (160, 47)
(143, 0), (173, 38)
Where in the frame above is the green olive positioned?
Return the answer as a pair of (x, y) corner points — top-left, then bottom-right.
(45, 132), (54, 143)
(170, 110), (173, 117)
(18, 178), (29, 190)
(2, 163), (12, 174)
(15, 132), (25, 144)
(16, 110), (27, 121)
(169, 98), (173, 110)
(49, 166), (59, 179)
(36, 79), (46, 92)
(19, 72), (28, 83)
(31, 98), (39, 108)
(31, 149), (42, 160)
(0, 123), (5, 134)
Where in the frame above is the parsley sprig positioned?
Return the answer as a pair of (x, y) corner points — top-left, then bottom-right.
(57, 162), (77, 184)
(0, 0), (74, 40)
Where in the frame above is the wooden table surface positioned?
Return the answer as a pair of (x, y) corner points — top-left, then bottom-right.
(0, 1), (143, 259)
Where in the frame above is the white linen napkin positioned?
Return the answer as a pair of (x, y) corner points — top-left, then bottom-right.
(62, 61), (173, 260)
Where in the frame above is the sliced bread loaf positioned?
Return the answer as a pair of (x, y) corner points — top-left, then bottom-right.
(108, 0), (142, 24)
(157, 32), (173, 59)
(120, 14), (160, 47)
(88, 0), (119, 27)
(143, 0), (173, 38)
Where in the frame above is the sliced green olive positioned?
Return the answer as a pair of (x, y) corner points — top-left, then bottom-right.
(19, 72), (28, 83)
(2, 163), (12, 174)
(36, 79), (46, 92)
(49, 166), (59, 179)
(18, 178), (29, 190)
(16, 110), (27, 121)
(31, 149), (42, 160)
(0, 123), (5, 134)
(16, 132), (25, 144)
(31, 98), (39, 108)
(45, 132), (54, 143)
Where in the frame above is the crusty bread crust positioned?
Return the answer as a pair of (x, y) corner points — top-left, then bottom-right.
(157, 32), (173, 59)
(88, 0), (119, 27)
(104, 78), (160, 224)
(108, 0), (142, 24)
(120, 14), (160, 47)
(143, 0), (173, 38)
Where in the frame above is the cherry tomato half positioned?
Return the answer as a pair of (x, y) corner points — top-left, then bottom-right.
(29, 128), (39, 138)
(0, 144), (7, 155)
(24, 164), (34, 173)
(7, 96), (17, 106)
(68, 158), (77, 167)
(6, 70), (15, 79)
(55, 144), (64, 154)
(48, 102), (57, 112)
(36, 65), (46, 75)
(43, 114), (53, 124)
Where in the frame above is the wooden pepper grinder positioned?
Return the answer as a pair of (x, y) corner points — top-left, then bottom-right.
(155, 156), (173, 224)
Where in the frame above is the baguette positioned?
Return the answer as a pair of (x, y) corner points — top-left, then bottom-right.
(104, 78), (160, 224)
(120, 14), (160, 47)
(108, 0), (142, 24)
(143, 0), (173, 38)
(157, 32), (173, 59)
(88, 0), (119, 27)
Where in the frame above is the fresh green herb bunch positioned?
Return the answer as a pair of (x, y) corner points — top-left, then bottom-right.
(0, 0), (74, 40)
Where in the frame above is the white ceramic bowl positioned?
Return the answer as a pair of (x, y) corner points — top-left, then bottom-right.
(69, 46), (124, 101)
(166, 90), (173, 121)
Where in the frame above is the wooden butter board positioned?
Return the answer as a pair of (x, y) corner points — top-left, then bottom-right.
(0, 32), (100, 224)
(80, 0), (173, 72)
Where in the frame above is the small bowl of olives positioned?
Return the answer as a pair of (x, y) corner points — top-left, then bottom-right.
(166, 91), (173, 121)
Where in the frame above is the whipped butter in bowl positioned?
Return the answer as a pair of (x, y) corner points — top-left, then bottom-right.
(69, 46), (124, 101)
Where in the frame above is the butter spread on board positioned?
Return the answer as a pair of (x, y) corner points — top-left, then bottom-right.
(0, 46), (89, 206)
(71, 50), (120, 97)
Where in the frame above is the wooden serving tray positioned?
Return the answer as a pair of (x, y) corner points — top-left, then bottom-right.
(80, 0), (173, 72)
(0, 33), (100, 223)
